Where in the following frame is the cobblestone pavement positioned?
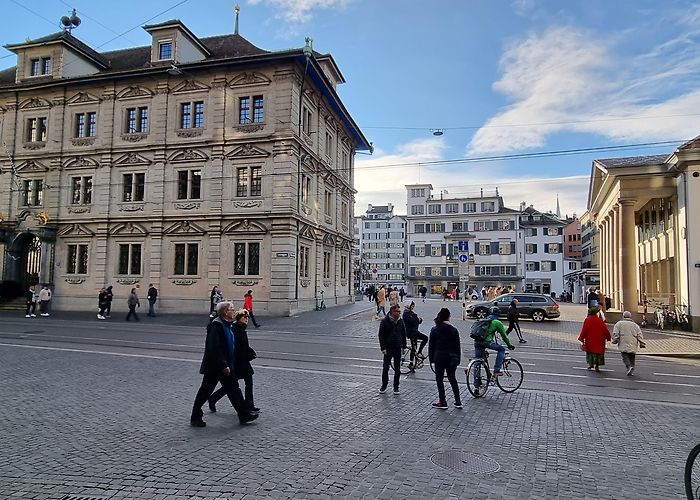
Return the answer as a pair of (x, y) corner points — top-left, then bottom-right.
(1, 301), (700, 500)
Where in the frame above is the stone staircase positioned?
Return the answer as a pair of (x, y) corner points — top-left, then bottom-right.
(0, 298), (27, 312)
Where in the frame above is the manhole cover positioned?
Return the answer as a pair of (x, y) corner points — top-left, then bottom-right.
(431, 451), (500, 474)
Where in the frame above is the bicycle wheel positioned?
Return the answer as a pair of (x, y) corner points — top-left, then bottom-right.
(686, 443), (700, 500)
(465, 359), (489, 398)
(397, 347), (414, 375)
(496, 357), (523, 393)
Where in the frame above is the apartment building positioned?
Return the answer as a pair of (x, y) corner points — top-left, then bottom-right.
(356, 204), (406, 290)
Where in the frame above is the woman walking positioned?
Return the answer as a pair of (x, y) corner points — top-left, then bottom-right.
(428, 308), (462, 409)
(506, 299), (526, 343)
(125, 287), (140, 322)
(612, 311), (646, 376)
(97, 288), (109, 320)
(578, 306), (611, 372)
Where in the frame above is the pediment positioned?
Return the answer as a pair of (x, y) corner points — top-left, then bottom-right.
(63, 156), (99, 170)
(16, 160), (49, 173)
(109, 222), (148, 236)
(298, 223), (317, 240)
(117, 86), (154, 99)
(223, 219), (268, 234)
(58, 223), (95, 237)
(167, 148), (209, 163)
(164, 220), (206, 235)
(228, 72), (272, 88)
(19, 97), (51, 109)
(67, 92), (100, 105)
(171, 80), (210, 93)
(340, 239), (351, 251)
(322, 233), (336, 246)
(225, 144), (270, 159)
(113, 152), (152, 167)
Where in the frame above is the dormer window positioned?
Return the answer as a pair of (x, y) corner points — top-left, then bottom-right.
(158, 41), (173, 60)
(30, 57), (51, 76)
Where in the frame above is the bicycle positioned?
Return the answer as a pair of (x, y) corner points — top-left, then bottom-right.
(315, 290), (326, 311)
(686, 442), (700, 500)
(390, 338), (435, 374)
(465, 349), (523, 398)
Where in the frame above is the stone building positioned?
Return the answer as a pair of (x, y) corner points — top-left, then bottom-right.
(0, 18), (370, 315)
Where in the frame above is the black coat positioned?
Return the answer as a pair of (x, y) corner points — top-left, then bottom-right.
(233, 322), (256, 379)
(199, 318), (233, 375)
(507, 304), (519, 322)
(428, 321), (461, 366)
(378, 316), (407, 352)
(147, 286), (158, 304)
(402, 309), (422, 338)
(98, 291), (109, 307)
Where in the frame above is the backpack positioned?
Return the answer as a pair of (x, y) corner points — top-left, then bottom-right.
(469, 319), (491, 341)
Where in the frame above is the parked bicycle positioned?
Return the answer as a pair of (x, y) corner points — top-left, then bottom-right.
(686, 442), (700, 500)
(464, 349), (523, 398)
(315, 290), (326, 311)
(647, 299), (666, 329)
(677, 304), (692, 331)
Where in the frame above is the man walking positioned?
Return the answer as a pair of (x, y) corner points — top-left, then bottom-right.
(125, 287), (140, 321)
(25, 285), (37, 318)
(612, 311), (646, 376)
(38, 284), (52, 317)
(378, 304), (407, 395)
(243, 290), (261, 328)
(147, 283), (158, 317)
(190, 301), (258, 427)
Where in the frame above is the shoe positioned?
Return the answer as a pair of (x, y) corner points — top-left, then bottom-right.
(25, 314), (30, 318)
(249, 406), (260, 413)
(454, 402), (463, 409)
(378, 387), (387, 394)
(190, 418), (206, 428)
(31, 314), (36, 317)
(393, 389), (400, 395)
(432, 401), (448, 409)
(254, 324), (260, 328)
(627, 367), (634, 376)
(519, 339), (527, 343)
(97, 315), (105, 320)
(416, 352), (426, 360)
(493, 370), (504, 376)
(208, 399), (216, 413)
(239, 413), (259, 425)
(594, 366), (601, 373)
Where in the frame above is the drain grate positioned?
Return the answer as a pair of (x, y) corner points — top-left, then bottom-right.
(431, 451), (501, 474)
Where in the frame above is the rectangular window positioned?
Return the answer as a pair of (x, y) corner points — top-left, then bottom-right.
(42, 57), (51, 75)
(481, 201), (495, 212)
(547, 227), (559, 236)
(122, 173), (145, 202)
(66, 244), (89, 274)
(498, 242), (511, 255)
(415, 223), (425, 233)
(234, 242), (260, 275)
(299, 245), (310, 277)
(118, 243), (142, 275)
(463, 202), (476, 212)
(158, 41), (173, 60)
(431, 266), (442, 276)
(22, 179), (43, 206)
(125, 107), (148, 133)
(341, 255), (347, 279)
(499, 220), (512, 230)
(500, 266), (513, 276)
(177, 170), (201, 199)
(428, 204), (442, 214)
(30, 57), (51, 76)
(174, 243), (198, 275)
(541, 260), (556, 272)
(428, 223), (445, 232)
(30, 58), (39, 76)
(547, 243), (560, 253)
(411, 205), (424, 215)
(526, 262), (537, 271)
(302, 107), (313, 135)
(301, 174), (311, 205)
(474, 221), (488, 231)
(414, 245), (425, 257)
(236, 167), (248, 197)
(479, 243), (491, 255)
(180, 101), (205, 129)
(341, 202), (348, 226)
(323, 251), (332, 279)
(452, 222), (464, 232)
(431, 245), (442, 256)
(325, 132), (334, 157)
(324, 190), (333, 216)
(71, 176), (93, 205)
(26, 117), (47, 142)
(74, 112), (97, 138)
(239, 96), (264, 124)
(446, 203), (459, 213)
(479, 266), (491, 276)
(525, 243), (537, 254)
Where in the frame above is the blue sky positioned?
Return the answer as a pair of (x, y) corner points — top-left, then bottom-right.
(3, 0), (699, 217)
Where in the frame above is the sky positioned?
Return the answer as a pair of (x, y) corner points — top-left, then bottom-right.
(3, 0), (700, 218)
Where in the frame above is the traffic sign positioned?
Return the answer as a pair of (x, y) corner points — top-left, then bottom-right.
(458, 254), (468, 263)
(458, 241), (469, 252)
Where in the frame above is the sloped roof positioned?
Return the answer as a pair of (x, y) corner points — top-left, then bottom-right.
(594, 154), (668, 170)
(678, 134), (700, 151)
(4, 31), (109, 68)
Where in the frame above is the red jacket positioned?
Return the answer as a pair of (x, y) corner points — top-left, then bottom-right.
(578, 315), (611, 354)
(244, 294), (253, 311)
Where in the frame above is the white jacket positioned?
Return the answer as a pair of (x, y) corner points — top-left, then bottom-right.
(612, 319), (644, 353)
(38, 288), (51, 301)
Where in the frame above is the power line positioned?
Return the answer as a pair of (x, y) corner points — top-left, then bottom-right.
(9, 0), (57, 28)
(58, 0), (138, 47)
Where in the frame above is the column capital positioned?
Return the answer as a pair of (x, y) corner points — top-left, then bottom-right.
(618, 198), (637, 207)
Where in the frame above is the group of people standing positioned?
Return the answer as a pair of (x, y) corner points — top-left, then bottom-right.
(95, 284), (158, 321)
(24, 284), (52, 317)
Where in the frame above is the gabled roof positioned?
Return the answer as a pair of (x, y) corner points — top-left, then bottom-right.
(594, 154), (668, 170)
(679, 134), (700, 151)
(4, 31), (110, 69)
(143, 19), (212, 57)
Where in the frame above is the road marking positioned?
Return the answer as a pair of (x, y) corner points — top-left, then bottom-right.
(654, 372), (700, 379)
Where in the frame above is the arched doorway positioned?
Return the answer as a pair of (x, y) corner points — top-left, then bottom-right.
(6, 232), (42, 289)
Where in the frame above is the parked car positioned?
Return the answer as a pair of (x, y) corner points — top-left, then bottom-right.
(465, 293), (560, 322)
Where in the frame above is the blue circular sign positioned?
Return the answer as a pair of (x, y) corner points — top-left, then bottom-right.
(459, 254), (468, 263)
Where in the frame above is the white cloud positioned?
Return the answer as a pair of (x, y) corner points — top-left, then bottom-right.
(468, 24), (700, 155)
(354, 139), (589, 218)
(247, 0), (352, 23)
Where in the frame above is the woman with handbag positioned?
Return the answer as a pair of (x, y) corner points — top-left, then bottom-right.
(208, 309), (259, 414)
(578, 306), (611, 372)
(612, 311), (646, 376)
(428, 308), (462, 409)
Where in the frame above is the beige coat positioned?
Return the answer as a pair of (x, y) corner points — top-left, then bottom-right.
(388, 290), (400, 307)
(376, 288), (386, 307)
(612, 319), (644, 353)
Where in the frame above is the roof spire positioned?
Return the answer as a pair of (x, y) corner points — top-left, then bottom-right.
(234, 4), (240, 35)
(555, 193), (561, 218)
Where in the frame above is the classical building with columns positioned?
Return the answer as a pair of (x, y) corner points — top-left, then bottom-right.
(587, 137), (700, 330)
(0, 18), (370, 314)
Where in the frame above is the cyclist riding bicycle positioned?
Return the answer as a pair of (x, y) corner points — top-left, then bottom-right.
(474, 306), (515, 376)
(402, 301), (428, 369)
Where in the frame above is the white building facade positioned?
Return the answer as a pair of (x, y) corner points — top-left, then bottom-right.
(356, 204), (406, 290)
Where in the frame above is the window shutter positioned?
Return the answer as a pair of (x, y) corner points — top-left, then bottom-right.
(441, 223), (445, 232)
(474, 244), (480, 256)
(534, 262), (540, 271)
(551, 261), (557, 271)
(441, 244), (446, 256)
(558, 243), (563, 253)
(492, 266), (500, 276)
(490, 242), (499, 255)
(510, 242), (516, 254)
(558, 227), (563, 235)
(491, 221), (498, 230)
(425, 244), (431, 256)
(410, 245), (415, 256)
(474, 266), (481, 276)
(426, 267), (432, 276)
(544, 244), (549, 253)
(410, 267), (415, 275)
(533, 244), (538, 254)
(442, 267), (447, 277)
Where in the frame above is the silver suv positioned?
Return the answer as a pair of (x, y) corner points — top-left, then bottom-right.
(466, 293), (560, 322)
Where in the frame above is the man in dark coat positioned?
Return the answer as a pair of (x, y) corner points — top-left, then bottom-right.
(378, 304), (407, 395)
(147, 284), (158, 317)
(190, 301), (258, 427)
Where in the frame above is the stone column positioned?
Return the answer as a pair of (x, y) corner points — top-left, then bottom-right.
(619, 199), (638, 311)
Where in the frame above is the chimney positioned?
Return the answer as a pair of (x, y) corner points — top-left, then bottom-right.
(387, 203), (393, 212)
(519, 202), (526, 211)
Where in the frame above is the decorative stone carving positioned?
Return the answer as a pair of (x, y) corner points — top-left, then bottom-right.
(23, 142), (46, 150)
(302, 206), (312, 215)
(300, 279), (311, 288)
(176, 129), (204, 138)
(324, 215), (332, 224)
(121, 133), (147, 142)
(67, 206), (91, 214)
(236, 124), (264, 133)
(304, 134), (313, 146)
(341, 224), (348, 232)
(118, 86), (153, 99)
(229, 72), (272, 87)
(71, 138), (96, 147)
(173, 279), (197, 285)
(232, 279), (260, 286)
(168, 149), (207, 163)
(174, 202), (201, 210)
(20, 97), (50, 109)
(340, 280), (347, 286)
(114, 152), (151, 166)
(64, 277), (85, 284)
(116, 278), (140, 285)
(119, 204), (144, 212)
(323, 280), (332, 287)
(232, 200), (262, 208)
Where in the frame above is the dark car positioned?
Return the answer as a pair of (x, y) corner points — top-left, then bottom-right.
(465, 293), (560, 322)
